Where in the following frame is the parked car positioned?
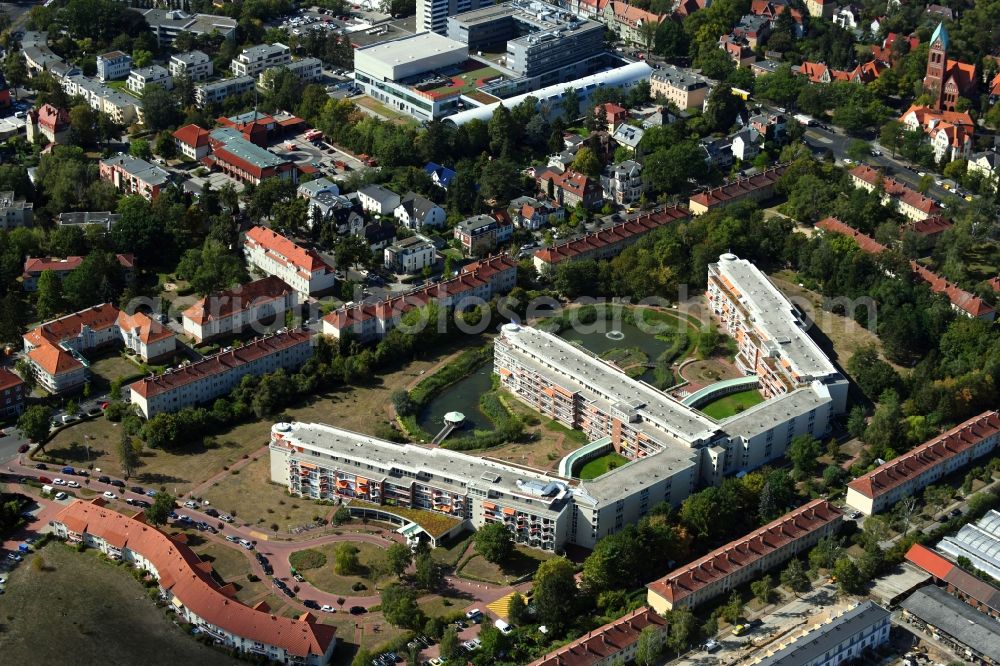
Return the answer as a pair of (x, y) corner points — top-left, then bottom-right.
(52, 478), (66, 485)
(225, 534), (238, 543)
(103, 491), (117, 500)
(61, 466), (75, 475)
(950, 508), (962, 518)
(320, 604), (335, 612)
(704, 639), (721, 653)
(36, 464), (48, 470)
(349, 606), (366, 615)
(204, 508), (219, 518)
(304, 600), (320, 609)
(7, 552), (22, 562)
(66, 481), (80, 488)
(184, 500), (198, 509)
(219, 514), (233, 522)
(110, 480), (125, 488)
(131, 486), (144, 494)
(146, 489), (158, 497)
(54, 491), (68, 500)
(97, 475), (110, 483)
(465, 608), (483, 621)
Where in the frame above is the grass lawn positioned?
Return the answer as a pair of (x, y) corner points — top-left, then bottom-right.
(194, 541), (253, 582)
(354, 95), (417, 126)
(424, 63), (500, 96)
(458, 545), (554, 585)
(88, 351), (144, 389)
(577, 452), (629, 480)
(350, 499), (462, 538)
(1, 543), (237, 665)
(543, 419), (589, 446)
(418, 594), (466, 619)
(698, 389), (765, 420)
(430, 529), (474, 566)
(482, 402), (589, 472)
(297, 541), (390, 595)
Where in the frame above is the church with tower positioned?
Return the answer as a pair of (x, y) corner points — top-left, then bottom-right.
(922, 22), (976, 111)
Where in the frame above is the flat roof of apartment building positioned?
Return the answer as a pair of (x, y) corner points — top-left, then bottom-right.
(751, 601), (889, 666)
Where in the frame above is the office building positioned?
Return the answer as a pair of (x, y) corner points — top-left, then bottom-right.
(650, 65), (711, 110)
(52, 500), (337, 664)
(206, 127), (297, 186)
(232, 43), (292, 78)
(243, 226), (336, 298)
(900, 586), (1000, 665)
(129, 330), (313, 418)
(647, 500), (842, 611)
(707, 253), (848, 413)
(99, 154), (170, 200)
(418, 0), (486, 34)
(846, 410), (1000, 515)
(447, 1), (605, 83)
(384, 235), (437, 274)
(528, 607), (668, 666)
(96, 51), (132, 82)
(142, 9), (237, 45)
(194, 76), (256, 108)
(0, 191), (34, 229)
(748, 601), (890, 666)
(182, 276), (295, 344)
(127, 65), (173, 94)
(353, 32), (470, 122)
(169, 50), (213, 81)
(322, 254), (517, 342)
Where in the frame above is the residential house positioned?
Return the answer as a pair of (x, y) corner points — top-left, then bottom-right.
(593, 102), (627, 131)
(730, 127), (763, 162)
(182, 276), (295, 344)
(752, 602), (891, 666)
(611, 123), (644, 153)
(130, 330), (313, 418)
(384, 235), (437, 274)
(849, 164), (943, 221)
(833, 5), (861, 30)
(169, 50), (213, 81)
(537, 168), (604, 209)
(26, 104), (70, 145)
(194, 76), (255, 108)
(454, 214), (513, 256)
(356, 219), (396, 252)
(749, 111), (787, 142)
(733, 14), (771, 48)
(0, 191), (34, 230)
(719, 34), (756, 68)
(424, 162), (456, 189)
(231, 43), (291, 78)
(116, 310), (176, 363)
(57, 212), (120, 232)
(171, 124), (212, 161)
(96, 51), (132, 81)
(528, 607), (668, 666)
(243, 226), (337, 297)
(141, 9), (237, 45)
(508, 195), (565, 230)
(22, 254), (135, 291)
(99, 154), (170, 200)
(260, 57), (323, 87)
(700, 136), (734, 169)
(52, 500), (336, 663)
(601, 2), (664, 45)
(688, 163), (788, 214)
(649, 65), (711, 110)
(602, 160), (643, 205)
(900, 104), (974, 162)
(968, 150), (1000, 190)
(357, 184), (401, 215)
(298, 177), (339, 200)
(126, 65), (173, 95)
(0, 368), (26, 418)
(804, 0), (833, 19)
(393, 192), (445, 229)
(905, 544), (1000, 619)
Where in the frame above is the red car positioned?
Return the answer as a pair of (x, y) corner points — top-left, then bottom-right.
(99, 402), (109, 410)
(17, 444), (29, 453)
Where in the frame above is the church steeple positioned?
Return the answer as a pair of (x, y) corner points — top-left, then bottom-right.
(924, 22), (949, 110)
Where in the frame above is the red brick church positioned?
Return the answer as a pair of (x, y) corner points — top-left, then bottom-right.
(923, 22), (976, 111)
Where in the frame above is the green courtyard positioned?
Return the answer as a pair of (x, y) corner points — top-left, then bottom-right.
(698, 389), (766, 420)
(577, 452), (629, 480)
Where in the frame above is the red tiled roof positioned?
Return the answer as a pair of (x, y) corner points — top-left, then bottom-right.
(849, 164), (942, 215)
(128, 330), (312, 400)
(647, 500), (841, 605)
(848, 411), (1000, 499)
(608, 1), (665, 27)
(245, 226), (333, 275)
(183, 276), (293, 326)
(36, 103), (70, 131)
(23, 303), (121, 349)
(689, 163), (788, 209)
(0, 367), (25, 392)
(537, 168), (599, 199)
(117, 310), (174, 345)
(905, 543), (955, 580)
(27, 343), (83, 376)
(23, 254), (134, 278)
(906, 543), (1000, 612)
(323, 255), (516, 330)
(987, 276), (1000, 294)
(816, 217), (888, 254)
(910, 262), (995, 318)
(54, 500), (335, 657)
(907, 215), (952, 236)
(527, 607), (667, 666)
(172, 124), (211, 148)
(534, 205), (688, 267)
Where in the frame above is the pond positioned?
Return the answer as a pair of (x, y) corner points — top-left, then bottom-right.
(417, 363), (495, 434)
(558, 316), (678, 383)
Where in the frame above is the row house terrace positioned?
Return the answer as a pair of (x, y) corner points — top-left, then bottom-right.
(849, 164), (942, 221)
(52, 499), (337, 664)
(846, 410), (1000, 515)
(182, 276), (296, 343)
(647, 499), (843, 612)
(688, 163), (788, 215)
(321, 254), (517, 343)
(527, 606), (668, 666)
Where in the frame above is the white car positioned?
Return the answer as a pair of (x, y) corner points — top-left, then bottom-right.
(184, 500), (198, 509)
(225, 535), (238, 543)
(103, 491), (117, 500)
(66, 481), (80, 488)
(320, 604), (335, 612)
(55, 492), (68, 500)
(52, 478), (66, 485)
(465, 608), (482, 620)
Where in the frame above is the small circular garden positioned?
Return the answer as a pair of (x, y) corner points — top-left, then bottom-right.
(289, 541), (393, 595)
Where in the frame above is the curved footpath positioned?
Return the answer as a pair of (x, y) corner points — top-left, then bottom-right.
(3, 461), (519, 617)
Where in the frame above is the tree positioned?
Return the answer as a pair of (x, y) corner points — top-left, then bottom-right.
(141, 84), (180, 132)
(130, 139), (152, 160)
(788, 434), (822, 477)
(667, 607), (696, 653)
(474, 521), (514, 564)
(719, 590), (743, 624)
(439, 626), (460, 660)
(332, 505), (351, 525)
(533, 557), (577, 631)
(132, 49), (153, 68)
(3, 51), (27, 100)
(381, 583), (424, 629)
(780, 558), (810, 593)
(146, 492), (175, 525)
(385, 542), (412, 577)
(751, 575), (777, 604)
(507, 592), (529, 625)
(562, 87), (581, 124)
(654, 18), (689, 60)
(635, 625), (665, 665)
(832, 557), (865, 595)
(847, 345), (901, 400)
(68, 103), (98, 147)
(17, 405), (52, 443)
(176, 239), (246, 295)
(35, 269), (64, 319)
(923, 484), (952, 514)
(808, 536), (842, 570)
(571, 146), (602, 177)
(704, 84), (742, 133)
(351, 649), (372, 666)
(413, 551), (441, 590)
(334, 543), (361, 575)
(118, 430), (141, 479)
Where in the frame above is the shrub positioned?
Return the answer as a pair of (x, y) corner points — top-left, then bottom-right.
(290, 549), (327, 571)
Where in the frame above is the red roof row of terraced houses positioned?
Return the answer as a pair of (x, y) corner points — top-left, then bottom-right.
(847, 410), (1000, 501)
(646, 499), (842, 606)
(323, 254), (516, 329)
(688, 163), (789, 210)
(814, 216), (994, 319)
(905, 543), (1000, 615)
(527, 606), (667, 666)
(129, 329), (312, 400)
(849, 164), (942, 215)
(54, 499), (336, 659)
(533, 205), (689, 267)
